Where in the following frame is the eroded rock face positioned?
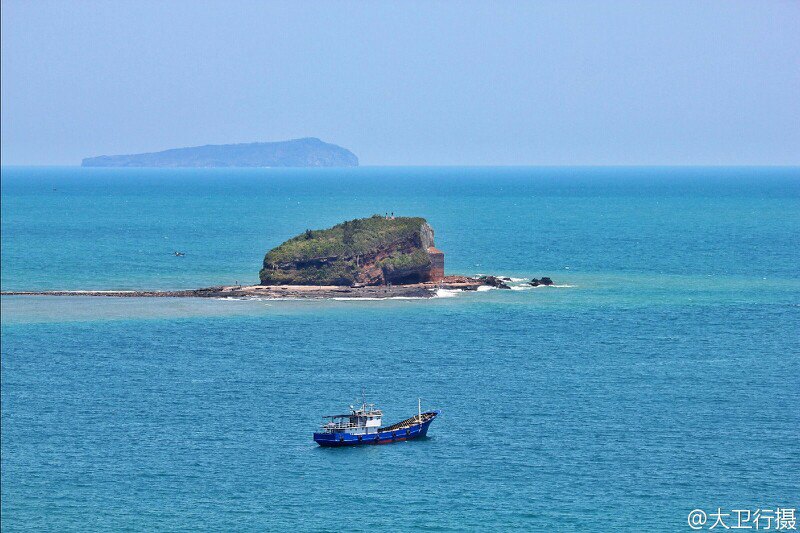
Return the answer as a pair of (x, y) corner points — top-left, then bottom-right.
(419, 222), (435, 250)
(259, 216), (442, 286)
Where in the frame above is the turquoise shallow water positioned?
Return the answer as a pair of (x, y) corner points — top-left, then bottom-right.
(2, 166), (799, 531)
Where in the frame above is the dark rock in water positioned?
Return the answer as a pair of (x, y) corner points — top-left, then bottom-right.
(530, 277), (554, 287)
(501, 277), (512, 281)
(81, 137), (358, 168)
(478, 275), (511, 289)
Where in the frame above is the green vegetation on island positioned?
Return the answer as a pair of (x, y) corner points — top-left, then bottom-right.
(260, 215), (438, 286)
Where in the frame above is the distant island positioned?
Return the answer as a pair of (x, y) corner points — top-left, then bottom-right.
(81, 137), (358, 168)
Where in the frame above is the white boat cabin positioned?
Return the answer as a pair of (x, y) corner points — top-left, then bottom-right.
(320, 403), (383, 435)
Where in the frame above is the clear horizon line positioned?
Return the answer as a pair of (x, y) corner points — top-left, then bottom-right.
(2, 164), (799, 169)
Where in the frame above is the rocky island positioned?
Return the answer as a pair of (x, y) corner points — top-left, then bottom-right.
(261, 216), (445, 286)
(4, 216), (519, 299)
(3, 215), (558, 299)
(81, 137), (358, 168)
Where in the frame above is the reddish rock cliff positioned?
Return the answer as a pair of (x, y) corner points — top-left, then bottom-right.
(260, 216), (446, 286)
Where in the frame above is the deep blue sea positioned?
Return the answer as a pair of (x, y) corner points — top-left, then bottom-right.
(2, 166), (799, 531)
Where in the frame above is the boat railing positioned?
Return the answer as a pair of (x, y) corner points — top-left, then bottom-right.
(320, 422), (362, 432)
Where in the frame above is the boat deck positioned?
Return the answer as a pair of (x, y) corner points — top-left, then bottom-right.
(380, 411), (437, 432)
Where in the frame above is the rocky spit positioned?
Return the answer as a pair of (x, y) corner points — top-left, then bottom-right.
(1, 276), (485, 300)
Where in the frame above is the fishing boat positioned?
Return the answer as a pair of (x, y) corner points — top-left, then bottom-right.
(313, 399), (439, 447)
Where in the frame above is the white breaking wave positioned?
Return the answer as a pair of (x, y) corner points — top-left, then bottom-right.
(435, 288), (461, 298)
(477, 285), (495, 291)
(493, 276), (527, 282)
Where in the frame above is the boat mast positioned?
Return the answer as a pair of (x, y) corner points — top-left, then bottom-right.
(418, 397), (422, 425)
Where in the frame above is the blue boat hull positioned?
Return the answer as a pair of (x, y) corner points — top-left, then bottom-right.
(314, 411), (439, 447)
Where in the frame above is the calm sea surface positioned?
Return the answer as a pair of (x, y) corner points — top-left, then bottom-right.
(2, 166), (799, 531)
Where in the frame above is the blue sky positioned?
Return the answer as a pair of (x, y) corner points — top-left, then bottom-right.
(1, 0), (798, 166)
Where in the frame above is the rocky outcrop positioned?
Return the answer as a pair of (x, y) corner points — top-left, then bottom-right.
(259, 216), (444, 286)
(530, 277), (554, 287)
(0, 276), (483, 299)
(478, 276), (511, 289)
